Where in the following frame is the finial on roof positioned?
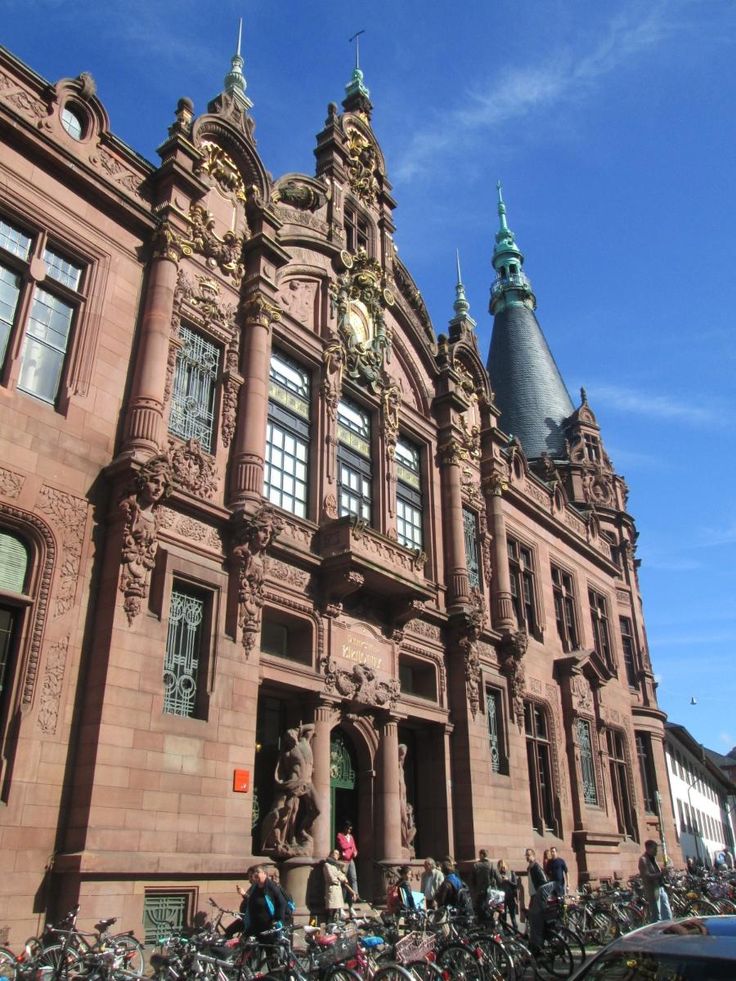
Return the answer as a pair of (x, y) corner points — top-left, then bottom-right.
(453, 249), (470, 318)
(580, 386), (588, 405)
(497, 180), (510, 234)
(224, 18), (253, 110)
(344, 29), (372, 114)
(490, 181), (535, 314)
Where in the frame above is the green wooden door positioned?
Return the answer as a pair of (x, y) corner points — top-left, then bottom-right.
(330, 730), (357, 846)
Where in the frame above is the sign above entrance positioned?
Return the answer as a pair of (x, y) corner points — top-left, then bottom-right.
(342, 636), (382, 672)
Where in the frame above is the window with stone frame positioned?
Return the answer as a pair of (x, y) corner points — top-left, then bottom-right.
(344, 204), (370, 254)
(463, 507), (481, 590)
(577, 717), (599, 806)
(635, 731), (658, 814)
(508, 537), (538, 634)
(607, 728), (637, 839)
(0, 530), (29, 757)
(584, 433), (601, 462)
(589, 588), (613, 668)
(163, 581), (211, 719)
(168, 323), (220, 453)
(265, 350), (311, 519)
(486, 685), (509, 775)
(524, 700), (558, 834)
(551, 565), (579, 652)
(0, 215), (87, 406)
(395, 436), (423, 551)
(337, 397), (372, 523)
(619, 616), (638, 688)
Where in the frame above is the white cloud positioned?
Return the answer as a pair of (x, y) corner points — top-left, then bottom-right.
(589, 383), (717, 425)
(394, 1), (679, 181)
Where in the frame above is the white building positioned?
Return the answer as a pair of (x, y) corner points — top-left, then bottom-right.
(664, 722), (736, 868)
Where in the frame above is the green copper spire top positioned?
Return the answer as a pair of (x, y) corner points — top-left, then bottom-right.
(490, 181), (535, 314)
(224, 19), (253, 110)
(453, 249), (470, 318)
(343, 30), (372, 116)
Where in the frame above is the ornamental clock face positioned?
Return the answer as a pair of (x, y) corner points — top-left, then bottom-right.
(347, 299), (373, 346)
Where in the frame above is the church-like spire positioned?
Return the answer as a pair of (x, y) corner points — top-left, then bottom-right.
(490, 181), (535, 315)
(223, 18), (253, 110)
(343, 30), (373, 118)
(449, 250), (476, 339)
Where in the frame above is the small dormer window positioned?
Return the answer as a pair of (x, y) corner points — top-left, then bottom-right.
(584, 433), (601, 463)
(61, 106), (84, 140)
(344, 205), (369, 254)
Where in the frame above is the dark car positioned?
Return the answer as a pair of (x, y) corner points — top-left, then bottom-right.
(570, 915), (736, 979)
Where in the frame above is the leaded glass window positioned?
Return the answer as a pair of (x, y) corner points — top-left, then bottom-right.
(620, 616), (638, 688)
(577, 718), (598, 805)
(607, 728), (637, 839)
(486, 686), (508, 775)
(463, 507), (480, 589)
(168, 324), (220, 452)
(1, 218), (85, 406)
(509, 538), (537, 632)
(396, 436), (423, 550)
(265, 351), (310, 518)
(163, 584), (206, 718)
(337, 398), (372, 522)
(589, 589), (613, 668)
(524, 701), (557, 834)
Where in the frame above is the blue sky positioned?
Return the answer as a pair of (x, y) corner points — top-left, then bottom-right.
(4, 0), (735, 753)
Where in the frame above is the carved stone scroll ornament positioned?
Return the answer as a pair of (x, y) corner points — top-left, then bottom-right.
(169, 437), (218, 499)
(321, 658), (399, 709)
(195, 141), (248, 202)
(184, 204), (246, 283)
(381, 377), (401, 462)
(119, 455), (173, 624)
(221, 333), (242, 447)
(151, 218), (185, 263)
(344, 123), (381, 205)
(260, 723), (320, 858)
(499, 629), (528, 729)
(37, 486), (88, 618)
(231, 505), (285, 656)
(0, 467), (24, 499)
(273, 178), (326, 212)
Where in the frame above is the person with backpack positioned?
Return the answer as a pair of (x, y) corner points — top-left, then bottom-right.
(523, 848), (556, 951)
(435, 858), (473, 916)
(225, 865), (288, 940)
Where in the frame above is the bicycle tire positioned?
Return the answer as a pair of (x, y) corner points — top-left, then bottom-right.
(551, 925), (585, 965)
(33, 945), (84, 981)
(468, 932), (514, 980)
(370, 966), (415, 981)
(590, 910), (619, 946)
(323, 967), (366, 981)
(436, 943), (484, 981)
(532, 935), (574, 980)
(106, 934), (145, 975)
(0, 946), (19, 981)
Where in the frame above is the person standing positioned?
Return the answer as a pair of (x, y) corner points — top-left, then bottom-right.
(336, 820), (359, 903)
(496, 860), (519, 931)
(472, 849), (499, 916)
(239, 865), (288, 939)
(546, 846), (568, 897)
(638, 840), (672, 923)
(324, 849), (356, 921)
(524, 848), (553, 951)
(421, 858), (444, 909)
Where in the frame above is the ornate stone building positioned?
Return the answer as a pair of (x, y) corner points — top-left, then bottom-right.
(0, 39), (675, 941)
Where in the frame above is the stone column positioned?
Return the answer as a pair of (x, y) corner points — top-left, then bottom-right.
(124, 226), (181, 453)
(377, 715), (402, 861)
(485, 479), (515, 632)
(229, 292), (281, 507)
(311, 701), (337, 859)
(437, 441), (470, 610)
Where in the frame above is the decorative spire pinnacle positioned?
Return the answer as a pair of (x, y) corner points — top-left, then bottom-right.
(580, 386), (588, 406)
(223, 18), (253, 110)
(490, 181), (536, 314)
(453, 249), (470, 318)
(343, 29), (372, 117)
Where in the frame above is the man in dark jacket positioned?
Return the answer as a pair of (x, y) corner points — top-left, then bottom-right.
(524, 848), (553, 951)
(547, 846), (568, 897)
(225, 866), (288, 939)
(472, 849), (499, 915)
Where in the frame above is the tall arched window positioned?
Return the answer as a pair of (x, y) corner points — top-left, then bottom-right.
(0, 530), (30, 734)
(524, 700), (558, 835)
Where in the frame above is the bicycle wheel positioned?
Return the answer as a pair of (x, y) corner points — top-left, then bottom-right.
(469, 933), (514, 980)
(107, 935), (145, 975)
(552, 926), (585, 966)
(533, 936), (573, 980)
(371, 966), (415, 981)
(590, 911), (619, 946)
(436, 943), (483, 981)
(324, 967), (369, 981)
(0, 946), (19, 981)
(33, 945), (83, 981)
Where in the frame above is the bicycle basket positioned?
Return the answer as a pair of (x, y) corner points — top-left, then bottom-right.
(394, 931), (437, 964)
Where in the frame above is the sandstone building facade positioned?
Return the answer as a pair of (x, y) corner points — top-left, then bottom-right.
(0, 41), (675, 941)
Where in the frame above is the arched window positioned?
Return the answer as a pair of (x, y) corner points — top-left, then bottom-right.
(0, 530), (30, 734)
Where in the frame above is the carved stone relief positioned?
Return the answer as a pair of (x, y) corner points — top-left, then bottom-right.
(321, 658), (399, 708)
(231, 505), (285, 656)
(36, 635), (69, 735)
(344, 123), (380, 205)
(169, 437), (218, 500)
(156, 507), (221, 552)
(0, 467), (24, 499)
(281, 279), (318, 327)
(37, 486), (87, 618)
(499, 629), (528, 728)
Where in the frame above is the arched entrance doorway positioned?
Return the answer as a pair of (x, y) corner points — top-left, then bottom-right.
(330, 729), (358, 847)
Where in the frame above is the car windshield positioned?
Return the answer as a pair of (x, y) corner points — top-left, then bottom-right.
(581, 951), (735, 980)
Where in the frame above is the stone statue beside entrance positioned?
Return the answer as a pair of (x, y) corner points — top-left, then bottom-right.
(260, 723), (320, 858)
(398, 743), (417, 856)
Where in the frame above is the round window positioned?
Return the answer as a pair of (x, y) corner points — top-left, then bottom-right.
(61, 106), (84, 140)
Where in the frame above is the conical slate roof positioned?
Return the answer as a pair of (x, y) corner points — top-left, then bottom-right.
(487, 304), (574, 458)
(486, 185), (574, 458)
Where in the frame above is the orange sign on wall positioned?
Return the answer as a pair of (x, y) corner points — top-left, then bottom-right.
(232, 769), (250, 793)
